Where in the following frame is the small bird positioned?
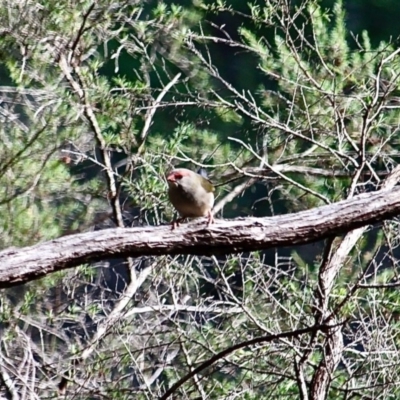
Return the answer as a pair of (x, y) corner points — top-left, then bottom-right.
(167, 168), (214, 228)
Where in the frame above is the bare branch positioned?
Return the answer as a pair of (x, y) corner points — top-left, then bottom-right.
(160, 322), (343, 400)
(1, 186), (400, 287)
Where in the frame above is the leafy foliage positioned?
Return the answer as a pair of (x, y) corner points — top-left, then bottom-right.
(1, 0), (400, 399)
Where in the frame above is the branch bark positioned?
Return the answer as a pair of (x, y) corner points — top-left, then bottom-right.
(1, 186), (400, 287)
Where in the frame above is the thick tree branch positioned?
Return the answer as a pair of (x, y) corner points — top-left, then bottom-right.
(1, 186), (400, 287)
(307, 166), (400, 399)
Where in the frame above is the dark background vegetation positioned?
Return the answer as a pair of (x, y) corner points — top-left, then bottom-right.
(2, 0), (400, 398)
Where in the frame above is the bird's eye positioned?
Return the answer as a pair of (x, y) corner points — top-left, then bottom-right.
(175, 173), (183, 180)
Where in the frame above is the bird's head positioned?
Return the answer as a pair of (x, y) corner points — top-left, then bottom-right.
(166, 168), (214, 193)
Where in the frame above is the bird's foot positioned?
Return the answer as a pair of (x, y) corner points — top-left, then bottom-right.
(171, 214), (213, 230)
(171, 217), (185, 230)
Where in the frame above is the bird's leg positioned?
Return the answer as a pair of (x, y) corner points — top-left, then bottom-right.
(171, 213), (213, 230)
(206, 210), (214, 226)
(171, 216), (186, 230)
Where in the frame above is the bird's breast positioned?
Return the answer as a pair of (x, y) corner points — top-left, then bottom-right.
(168, 186), (214, 217)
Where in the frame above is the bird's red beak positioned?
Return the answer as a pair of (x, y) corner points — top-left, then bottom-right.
(167, 174), (176, 183)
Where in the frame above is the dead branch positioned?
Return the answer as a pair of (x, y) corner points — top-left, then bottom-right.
(1, 186), (400, 287)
